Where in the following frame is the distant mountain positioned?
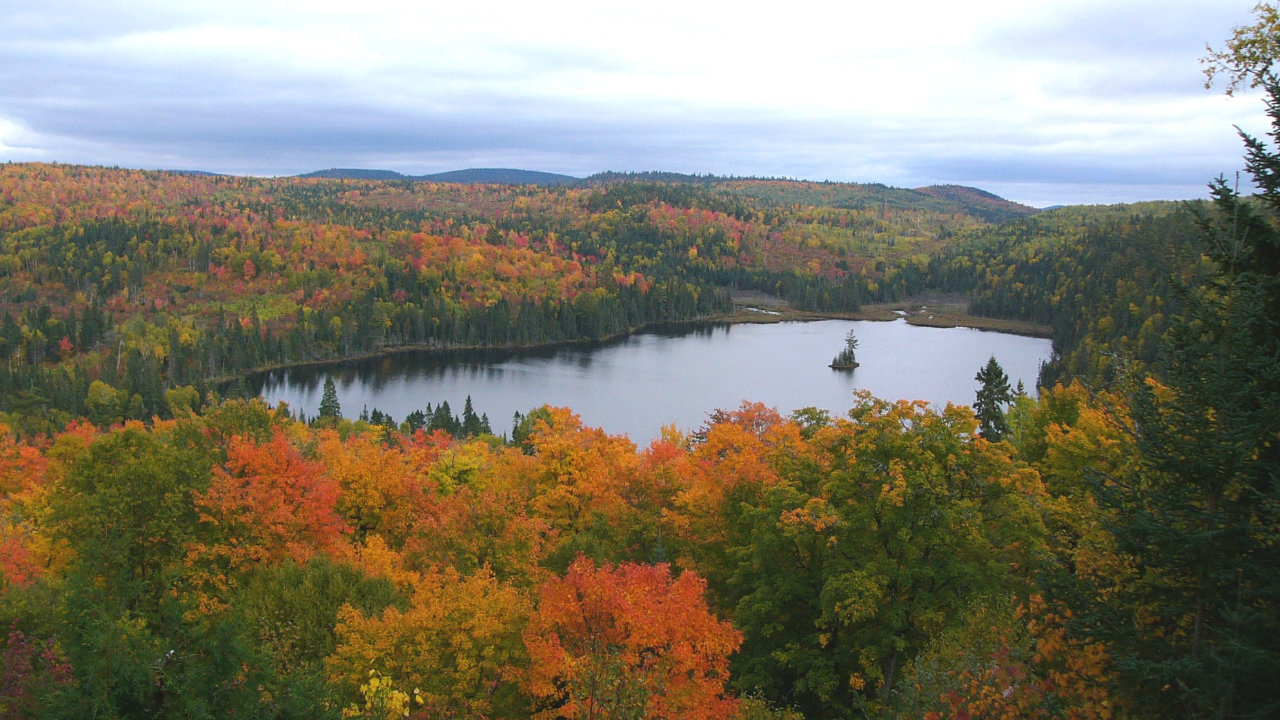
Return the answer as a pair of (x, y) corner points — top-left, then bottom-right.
(417, 168), (579, 185)
(292, 169), (1034, 221)
(913, 184), (1039, 223)
(298, 168), (408, 180)
(583, 174), (1036, 224)
(165, 169), (228, 177)
(583, 171), (766, 185)
(298, 167), (579, 185)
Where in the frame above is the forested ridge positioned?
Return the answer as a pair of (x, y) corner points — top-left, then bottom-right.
(930, 201), (1211, 386)
(2, 15), (1280, 718)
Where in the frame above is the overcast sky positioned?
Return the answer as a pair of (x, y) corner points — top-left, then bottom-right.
(0, 0), (1269, 207)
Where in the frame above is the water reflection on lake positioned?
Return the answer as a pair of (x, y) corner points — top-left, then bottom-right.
(253, 319), (1053, 444)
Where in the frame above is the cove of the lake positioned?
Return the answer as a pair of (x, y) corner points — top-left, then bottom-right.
(253, 319), (1053, 445)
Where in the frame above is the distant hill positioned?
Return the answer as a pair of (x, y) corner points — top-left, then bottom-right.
(583, 171), (778, 185)
(417, 168), (579, 185)
(298, 167), (579, 185)
(583, 173), (1036, 225)
(298, 168), (409, 180)
(165, 169), (228, 177)
(913, 184), (1039, 223)
(292, 168), (1034, 222)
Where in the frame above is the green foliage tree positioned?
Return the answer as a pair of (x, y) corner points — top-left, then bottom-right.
(49, 428), (206, 597)
(461, 395), (487, 436)
(722, 395), (1045, 718)
(511, 405), (555, 452)
(84, 380), (123, 427)
(234, 558), (404, 718)
(318, 377), (341, 421)
(1077, 78), (1280, 720)
(427, 400), (459, 435)
(48, 427), (264, 718)
(974, 356), (1012, 441)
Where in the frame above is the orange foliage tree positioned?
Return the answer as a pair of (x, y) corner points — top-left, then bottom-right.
(523, 556), (742, 720)
(317, 429), (415, 544)
(523, 408), (641, 563)
(188, 430), (349, 602)
(0, 425), (53, 589)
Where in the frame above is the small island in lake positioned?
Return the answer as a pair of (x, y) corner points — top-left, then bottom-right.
(830, 329), (860, 370)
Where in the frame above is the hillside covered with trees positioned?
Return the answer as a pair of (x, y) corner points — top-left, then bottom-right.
(0, 162), (1039, 436)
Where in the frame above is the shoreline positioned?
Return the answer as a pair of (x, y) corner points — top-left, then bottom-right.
(725, 291), (1053, 338)
(226, 292), (1052, 386)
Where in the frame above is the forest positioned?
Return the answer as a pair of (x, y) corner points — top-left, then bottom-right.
(1, 18), (1279, 720)
(0, 158), (1047, 438)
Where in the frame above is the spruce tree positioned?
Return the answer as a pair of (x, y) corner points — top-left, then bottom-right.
(318, 377), (341, 420)
(973, 356), (1012, 440)
(1083, 76), (1280, 720)
(462, 395), (483, 436)
(429, 400), (458, 435)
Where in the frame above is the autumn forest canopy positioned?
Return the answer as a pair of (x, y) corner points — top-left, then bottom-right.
(1, 13), (1280, 720)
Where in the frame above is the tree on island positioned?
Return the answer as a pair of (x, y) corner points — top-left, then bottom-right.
(973, 356), (1012, 440)
(830, 329), (860, 369)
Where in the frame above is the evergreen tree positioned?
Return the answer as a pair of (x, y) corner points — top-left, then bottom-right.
(462, 395), (483, 436)
(428, 400), (458, 435)
(829, 329), (859, 368)
(1080, 66), (1280, 718)
(973, 356), (1012, 440)
(404, 409), (427, 434)
(318, 377), (341, 420)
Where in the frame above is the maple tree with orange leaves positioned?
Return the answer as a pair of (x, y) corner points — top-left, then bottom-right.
(524, 557), (741, 720)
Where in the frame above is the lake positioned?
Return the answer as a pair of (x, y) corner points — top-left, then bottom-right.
(253, 319), (1053, 444)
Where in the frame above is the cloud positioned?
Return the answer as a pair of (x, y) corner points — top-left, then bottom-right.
(0, 0), (1270, 205)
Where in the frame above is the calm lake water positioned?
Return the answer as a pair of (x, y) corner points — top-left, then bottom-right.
(253, 319), (1053, 444)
